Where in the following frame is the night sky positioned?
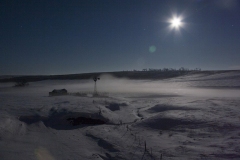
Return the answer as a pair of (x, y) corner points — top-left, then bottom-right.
(1, 0), (240, 75)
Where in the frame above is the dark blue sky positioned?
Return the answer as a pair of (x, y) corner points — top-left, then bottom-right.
(1, 0), (240, 75)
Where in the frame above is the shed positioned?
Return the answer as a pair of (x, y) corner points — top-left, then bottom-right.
(49, 89), (68, 96)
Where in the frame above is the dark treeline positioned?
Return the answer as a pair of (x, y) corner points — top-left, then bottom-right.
(132, 67), (201, 72)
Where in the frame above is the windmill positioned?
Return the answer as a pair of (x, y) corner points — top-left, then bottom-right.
(93, 77), (100, 96)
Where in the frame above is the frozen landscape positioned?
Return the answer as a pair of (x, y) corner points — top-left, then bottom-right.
(1, 71), (240, 160)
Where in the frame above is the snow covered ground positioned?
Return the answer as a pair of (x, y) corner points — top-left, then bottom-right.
(0, 71), (240, 160)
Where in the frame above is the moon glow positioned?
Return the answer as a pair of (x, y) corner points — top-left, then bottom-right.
(171, 17), (182, 28)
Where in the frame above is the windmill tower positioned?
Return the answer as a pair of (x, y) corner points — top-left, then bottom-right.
(93, 77), (100, 96)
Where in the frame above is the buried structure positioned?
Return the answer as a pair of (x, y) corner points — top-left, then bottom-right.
(49, 89), (68, 96)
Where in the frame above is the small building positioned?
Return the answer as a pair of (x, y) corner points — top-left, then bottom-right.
(49, 89), (68, 96)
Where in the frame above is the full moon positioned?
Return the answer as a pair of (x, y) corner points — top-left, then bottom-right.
(171, 17), (181, 28)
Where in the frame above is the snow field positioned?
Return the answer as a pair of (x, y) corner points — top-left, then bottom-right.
(0, 71), (240, 159)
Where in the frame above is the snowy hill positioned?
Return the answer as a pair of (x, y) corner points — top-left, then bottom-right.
(0, 70), (240, 159)
(0, 70), (197, 82)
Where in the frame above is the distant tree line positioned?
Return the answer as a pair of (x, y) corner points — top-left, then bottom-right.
(130, 67), (201, 72)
